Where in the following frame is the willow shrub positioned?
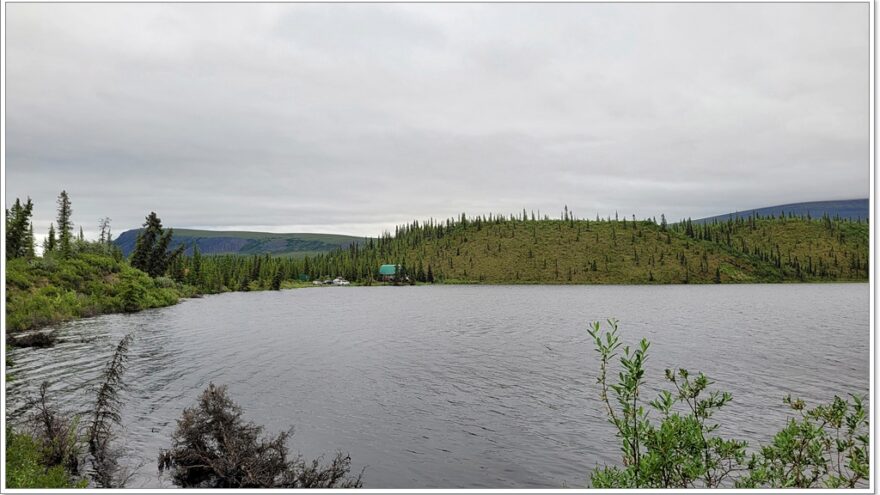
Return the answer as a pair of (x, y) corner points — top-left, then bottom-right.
(6, 252), (184, 332)
(587, 320), (869, 489)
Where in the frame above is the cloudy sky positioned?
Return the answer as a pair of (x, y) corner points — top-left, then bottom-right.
(5, 3), (869, 240)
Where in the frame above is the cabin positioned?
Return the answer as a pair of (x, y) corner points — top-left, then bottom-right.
(378, 264), (397, 282)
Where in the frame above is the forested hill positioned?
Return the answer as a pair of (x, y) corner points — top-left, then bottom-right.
(307, 214), (868, 284)
(695, 199), (868, 224)
(175, 212), (869, 290)
(114, 229), (363, 257)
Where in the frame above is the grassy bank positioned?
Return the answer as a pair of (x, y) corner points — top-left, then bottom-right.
(5, 252), (193, 333)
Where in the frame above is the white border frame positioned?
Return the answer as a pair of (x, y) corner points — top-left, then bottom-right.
(0, 1), (874, 493)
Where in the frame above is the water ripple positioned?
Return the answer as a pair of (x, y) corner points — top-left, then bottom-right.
(5, 284), (869, 488)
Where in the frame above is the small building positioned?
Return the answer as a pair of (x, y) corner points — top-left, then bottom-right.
(378, 264), (397, 282)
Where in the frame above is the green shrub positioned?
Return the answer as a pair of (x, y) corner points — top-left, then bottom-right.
(5, 259), (33, 289)
(118, 277), (148, 313)
(6, 427), (85, 488)
(153, 276), (177, 289)
(6, 252), (183, 332)
(737, 395), (869, 488)
(587, 320), (869, 489)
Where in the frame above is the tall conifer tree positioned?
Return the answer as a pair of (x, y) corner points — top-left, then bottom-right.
(56, 190), (73, 257)
(131, 212), (184, 277)
(5, 197), (34, 259)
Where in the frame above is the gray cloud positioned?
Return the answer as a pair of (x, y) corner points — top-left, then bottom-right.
(5, 3), (869, 241)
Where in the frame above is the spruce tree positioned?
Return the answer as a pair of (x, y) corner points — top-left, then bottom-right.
(130, 212), (184, 277)
(271, 269), (283, 290)
(98, 217), (112, 244)
(5, 197), (34, 259)
(44, 223), (57, 253)
(188, 243), (203, 286)
(56, 190), (73, 257)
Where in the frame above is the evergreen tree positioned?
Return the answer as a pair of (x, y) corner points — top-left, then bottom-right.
(99, 217), (112, 244)
(56, 190), (73, 257)
(5, 197), (34, 259)
(44, 223), (57, 253)
(271, 269), (283, 290)
(130, 212), (184, 277)
(188, 243), (203, 286)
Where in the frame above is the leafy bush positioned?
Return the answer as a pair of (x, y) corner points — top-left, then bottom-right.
(587, 320), (869, 489)
(117, 275), (148, 313)
(6, 428), (83, 488)
(5, 252), (185, 332)
(737, 395), (869, 488)
(153, 276), (177, 289)
(5, 258), (34, 289)
(159, 383), (363, 488)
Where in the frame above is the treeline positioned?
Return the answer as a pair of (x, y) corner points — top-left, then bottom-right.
(165, 209), (869, 290)
(6, 198), (871, 333)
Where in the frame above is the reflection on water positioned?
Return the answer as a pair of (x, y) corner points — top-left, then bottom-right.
(6, 284), (869, 488)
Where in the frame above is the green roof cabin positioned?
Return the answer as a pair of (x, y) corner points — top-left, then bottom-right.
(378, 264), (397, 281)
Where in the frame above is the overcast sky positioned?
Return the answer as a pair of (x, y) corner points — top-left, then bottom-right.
(5, 3), (870, 240)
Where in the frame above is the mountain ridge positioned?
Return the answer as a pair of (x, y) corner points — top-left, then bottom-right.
(113, 199), (869, 259)
(114, 228), (364, 257)
(694, 199), (868, 224)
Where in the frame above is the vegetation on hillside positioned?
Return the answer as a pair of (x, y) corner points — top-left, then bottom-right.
(166, 210), (868, 289)
(5, 193), (193, 333)
(587, 320), (869, 489)
(6, 252), (185, 333)
(6, 196), (871, 333)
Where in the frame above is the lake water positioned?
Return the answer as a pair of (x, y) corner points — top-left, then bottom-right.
(6, 284), (870, 488)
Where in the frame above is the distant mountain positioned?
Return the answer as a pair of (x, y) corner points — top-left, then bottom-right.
(695, 199), (868, 224)
(114, 229), (363, 257)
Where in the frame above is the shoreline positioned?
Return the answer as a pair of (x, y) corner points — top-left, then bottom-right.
(7, 278), (869, 337)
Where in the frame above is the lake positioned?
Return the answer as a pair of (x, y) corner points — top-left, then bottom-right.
(6, 284), (870, 488)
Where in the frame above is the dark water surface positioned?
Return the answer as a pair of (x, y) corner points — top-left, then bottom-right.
(6, 284), (869, 488)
